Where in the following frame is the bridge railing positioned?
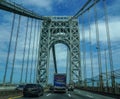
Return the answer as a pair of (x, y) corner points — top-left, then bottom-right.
(76, 69), (120, 95)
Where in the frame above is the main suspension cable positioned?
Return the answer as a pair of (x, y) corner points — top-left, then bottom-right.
(69, 0), (92, 21)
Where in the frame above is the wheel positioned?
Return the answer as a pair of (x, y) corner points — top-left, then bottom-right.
(37, 93), (41, 97)
(23, 94), (27, 97)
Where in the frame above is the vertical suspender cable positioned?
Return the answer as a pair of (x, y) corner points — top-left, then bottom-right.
(94, 2), (103, 91)
(66, 47), (69, 83)
(81, 15), (85, 87)
(33, 21), (38, 83)
(81, 15), (86, 88)
(69, 21), (71, 83)
(33, 21), (37, 83)
(20, 17), (29, 83)
(30, 20), (37, 83)
(34, 21), (40, 82)
(83, 16), (86, 88)
(3, 13), (16, 84)
(78, 17), (82, 84)
(33, 20), (38, 83)
(47, 25), (51, 85)
(10, 15), (21, 83)
(102, 0), (115, 93)
(25, 18), (33, 83)
(104, 48), (109, 92)
(79, 18), (82, 85)
(34, 21), (41, 83)
(88, 10), (94, 89)
(52, 45), (57, 73)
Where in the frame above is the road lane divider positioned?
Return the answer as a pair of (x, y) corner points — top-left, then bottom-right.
(8, 95), (22, 99)
(68, 94), (71, 97)
(46, 93), (51, 96)
(86, 94), (94, 98)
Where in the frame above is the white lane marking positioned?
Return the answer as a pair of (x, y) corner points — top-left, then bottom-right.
(68, 94), (71, 97)
(86, 94), (93, 98)
(46, 93), (52, 96)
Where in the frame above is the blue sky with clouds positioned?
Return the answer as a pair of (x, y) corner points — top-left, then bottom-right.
(0, 0), (120, 84)
(12, 0), (88, 16)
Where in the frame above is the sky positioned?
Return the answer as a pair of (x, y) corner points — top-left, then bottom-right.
(0, 0), (120, 84)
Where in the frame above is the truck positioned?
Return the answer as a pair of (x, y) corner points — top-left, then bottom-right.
(53, 73), (66, 92)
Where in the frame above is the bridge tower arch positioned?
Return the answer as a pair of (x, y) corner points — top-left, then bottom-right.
(37, 16), (81, 85)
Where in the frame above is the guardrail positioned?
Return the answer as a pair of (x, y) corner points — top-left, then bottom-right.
(0, 86), (16, 91)
(0, 85), (49, 99)
(0, 90), (22, 99)
(75, 87), (120, 99)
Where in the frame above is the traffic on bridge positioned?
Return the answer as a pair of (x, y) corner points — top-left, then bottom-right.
(8, 89), (115, 99)
(0, 0), (120, 99)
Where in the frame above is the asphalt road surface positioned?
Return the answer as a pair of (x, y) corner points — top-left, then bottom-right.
(16, 92), (92, 99)
(13, 89), (115, 99)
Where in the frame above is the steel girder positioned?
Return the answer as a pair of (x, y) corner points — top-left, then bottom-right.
(37, 16), (81, 85)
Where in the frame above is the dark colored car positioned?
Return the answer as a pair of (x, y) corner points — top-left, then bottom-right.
(68, 85), (74, 91)
(15, 84), (25, 91)
(23, 84), (44, 97)
(49, 85), (54, 91)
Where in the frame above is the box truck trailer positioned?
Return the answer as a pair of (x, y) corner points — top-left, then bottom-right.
(54, 73), (66, 92)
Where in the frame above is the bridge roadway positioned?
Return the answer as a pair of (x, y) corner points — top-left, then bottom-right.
(9, 89), (115, 99)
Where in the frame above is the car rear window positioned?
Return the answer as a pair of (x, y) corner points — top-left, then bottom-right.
(25, 84), (37, 88)
(19, 85), (24, 87)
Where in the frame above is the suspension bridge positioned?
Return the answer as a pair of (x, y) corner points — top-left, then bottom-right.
(0, 0), (120, 99)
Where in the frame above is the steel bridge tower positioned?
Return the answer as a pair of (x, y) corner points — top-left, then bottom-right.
(37, 16), (81, 85)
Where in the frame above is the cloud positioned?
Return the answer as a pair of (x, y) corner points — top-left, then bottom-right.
(80, 16), (120, 77)
(56, 0), (64, 4)
(107, 0), (120, 16)
(0, 0), (120, 82)
(0, 12), (40, 78)
(22, 0), (53, 11)
(82, 16), (120, 45)
(49, 44), (68, 69)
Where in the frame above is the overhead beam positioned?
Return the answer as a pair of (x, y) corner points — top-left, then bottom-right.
(0, 0), (51, 21)
(52, 45), (57, 73)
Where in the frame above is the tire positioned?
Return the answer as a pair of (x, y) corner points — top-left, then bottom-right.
(23, 94), (27, 97)
(37, 93), (41, 97)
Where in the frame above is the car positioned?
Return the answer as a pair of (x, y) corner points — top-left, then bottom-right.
(68, 85), (74, 91)
(23, 84), (44, 97)
(49, 85), (54, 92)
(49, 85), (54, 90)
(15, 84), (25, 91)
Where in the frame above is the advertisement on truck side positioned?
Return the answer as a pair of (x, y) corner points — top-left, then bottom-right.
(54, 74), (66, 92)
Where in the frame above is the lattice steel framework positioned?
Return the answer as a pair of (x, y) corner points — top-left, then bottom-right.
(37, 16), (81, 85)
